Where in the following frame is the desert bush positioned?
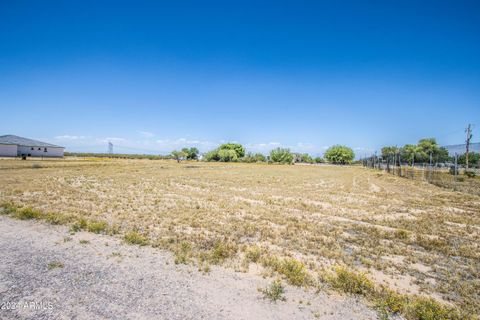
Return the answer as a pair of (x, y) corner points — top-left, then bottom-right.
(329, 266), (374, 295)
(0, 202), (17, 215)
(70, 218), (88, 232)
(124, 230), (149, 246)
(44, 212), (72, 225)
(404, 296), (463, 320)
(86, 220), (108, 234)
(263, 256), (310, 286)
(245, 245), (262, 263)
(15, 207), (42, 220)
(261, 279), (286, 302)
(210, 241), (238, 264)
(279, 258), (310, 286)
(174, 241), (192, 264)
(394, 229), (409, 240)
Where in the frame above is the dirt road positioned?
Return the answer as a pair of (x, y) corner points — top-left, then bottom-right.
(0, 216), (377, 320)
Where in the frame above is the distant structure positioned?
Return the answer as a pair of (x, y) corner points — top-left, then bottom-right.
(0, 135), (64, 158)
(108, 141), (113, 154)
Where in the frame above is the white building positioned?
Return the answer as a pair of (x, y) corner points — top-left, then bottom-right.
(0, 135), (64, 158)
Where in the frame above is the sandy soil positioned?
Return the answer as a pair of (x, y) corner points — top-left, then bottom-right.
(0, 216), (378, 320)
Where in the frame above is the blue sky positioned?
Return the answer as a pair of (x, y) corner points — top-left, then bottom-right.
(1, 0), (479, 155)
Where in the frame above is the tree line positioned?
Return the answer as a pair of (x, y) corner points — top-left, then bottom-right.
(171, 143), (356, 165)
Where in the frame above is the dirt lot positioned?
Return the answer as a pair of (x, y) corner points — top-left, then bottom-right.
(1, 158), (479, 317)
(0, 216), (377, 320)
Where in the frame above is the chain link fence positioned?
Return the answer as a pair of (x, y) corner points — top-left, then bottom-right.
(362, 154), (480, 196)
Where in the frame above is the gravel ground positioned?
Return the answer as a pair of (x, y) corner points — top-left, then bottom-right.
(0, 216), (378, 320)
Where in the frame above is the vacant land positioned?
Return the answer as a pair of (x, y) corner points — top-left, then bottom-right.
(0, 216), (377, 320)
(1, 159), (479, 317)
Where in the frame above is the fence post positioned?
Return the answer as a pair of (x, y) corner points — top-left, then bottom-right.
(454, 153), (458, 189)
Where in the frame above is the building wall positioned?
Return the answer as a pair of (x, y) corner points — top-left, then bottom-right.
(0, 144), (18, 157)
(17, 146), (64, 158)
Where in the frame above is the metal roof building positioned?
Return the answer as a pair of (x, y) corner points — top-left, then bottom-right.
(0, 135), (64, 158)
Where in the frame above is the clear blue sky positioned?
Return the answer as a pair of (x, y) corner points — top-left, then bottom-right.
(1, 0), (479, 155)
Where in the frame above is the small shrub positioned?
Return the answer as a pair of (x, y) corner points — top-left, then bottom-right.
(263, 256), (310, 286)
(279, 258), (310, 286)
(44, 212), (72, 225)
(0, 202), (17, 215)
(174, 242), (192, 264)
(124, 230), (149, 246)
(374, 288), (407, 317)
(15, 207), (42, 220)
(86, 220), (108, 234)
(405, 296), (462, 320)
(107, 224), (120, 235)
(464, 170), (476, 178)
(79, 239), (90, 244)
(245, 245), (262, 263)
(261, 280), (286, 302)
(210, 241), (237, 264)
(47, 261), (64, 270)
(70, 218), (88, 232)
(394, 229), (409, 240)
(329, 266), (374, 295)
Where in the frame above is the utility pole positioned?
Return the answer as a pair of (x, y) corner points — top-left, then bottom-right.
(465, 124), (473, 170)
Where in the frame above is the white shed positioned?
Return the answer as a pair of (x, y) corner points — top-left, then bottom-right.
(0, 135), (64, 158)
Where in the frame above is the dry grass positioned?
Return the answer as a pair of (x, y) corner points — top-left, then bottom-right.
(1, 158), (479, 317)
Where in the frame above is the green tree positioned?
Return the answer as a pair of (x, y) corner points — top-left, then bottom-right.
(458, 152), (480, 168)
(204, 150), (220, 162)
(314, 157), (324, 163)
(435, 147), (450, 163)
(218, 149), (238, 162)
(417, 138), (439, 162)
(381, 146), (399, 159)
(218, 143), (245, 158)
(300, 153), (314, 163)
(400, 144), (422, 165)
(324, 145), (355, 164)
(269, 148), (294, 164)
(181, 147), (199, 160)
(171, 150), (187, 163)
